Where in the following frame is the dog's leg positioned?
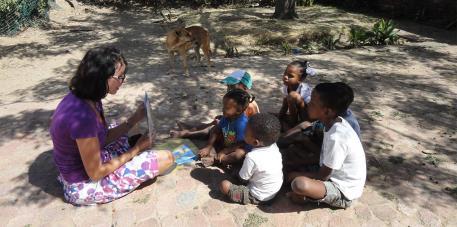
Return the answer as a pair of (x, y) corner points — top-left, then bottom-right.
(167, 51), (175, 74)
(179, 49), (190, 76)
(202, 41), (212, 70)
(194, 44), (201, 65)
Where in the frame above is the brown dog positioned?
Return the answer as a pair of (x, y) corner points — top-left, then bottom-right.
(165, 26), (211, 76)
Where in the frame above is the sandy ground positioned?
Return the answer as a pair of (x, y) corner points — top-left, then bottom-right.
(0, 1), (456, 226)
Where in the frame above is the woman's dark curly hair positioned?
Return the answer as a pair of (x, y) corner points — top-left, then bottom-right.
(69, 46), (127, 102)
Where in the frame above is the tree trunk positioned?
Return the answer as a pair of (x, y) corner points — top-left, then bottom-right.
(272, 0), (298, 19)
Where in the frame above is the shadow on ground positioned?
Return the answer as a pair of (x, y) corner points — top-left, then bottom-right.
(7, 150), (64, 207)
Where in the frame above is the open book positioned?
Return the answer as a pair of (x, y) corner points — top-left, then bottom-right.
(144, 92), (156, 148)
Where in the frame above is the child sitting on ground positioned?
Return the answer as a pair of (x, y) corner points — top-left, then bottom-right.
(219, 113), (283, 204)
(278, 83), (361, 171)
(170, 69), (259, 139)
(278, 60), (316, 132)
(287, 82), (366, 209)
(199, 88), (254, 166)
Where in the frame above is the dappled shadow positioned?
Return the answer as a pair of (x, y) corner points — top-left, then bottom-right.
(0, 5), (456, 217)
(6, 150), (64, 207)
(0, 109), (53, 146)
(190, 167), (228, 201)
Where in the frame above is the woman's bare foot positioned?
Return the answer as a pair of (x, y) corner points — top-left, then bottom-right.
(169, 129), (189, 138)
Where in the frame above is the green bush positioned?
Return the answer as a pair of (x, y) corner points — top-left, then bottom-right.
(255, 34), (286, 46)
(349, 26), (370, 47)
(0, 0), (48, 35)
(297, 0), (314, 7)
(370, 19), (399, 45)
(280, 41), (292, 55)
(349, 19), (399, 47)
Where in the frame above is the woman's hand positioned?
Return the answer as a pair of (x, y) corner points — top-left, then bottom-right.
(134, 133), (155, 152)
(128, 102), (146, 125)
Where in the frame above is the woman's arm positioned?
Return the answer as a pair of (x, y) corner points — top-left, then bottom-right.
(105, 104), (146, 145)
(77, 134), (150, 181)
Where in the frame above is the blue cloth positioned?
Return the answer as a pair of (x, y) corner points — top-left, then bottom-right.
(218, 113), (249, 147)
(341, 109), (361, 138)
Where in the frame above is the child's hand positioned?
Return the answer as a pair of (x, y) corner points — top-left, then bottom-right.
(216, 153), (226, 163)
(198, 146), (212, 157)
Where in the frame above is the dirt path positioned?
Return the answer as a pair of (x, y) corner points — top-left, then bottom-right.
(0, 1), (456, 226)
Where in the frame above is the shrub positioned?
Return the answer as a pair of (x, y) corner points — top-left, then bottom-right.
(255, 34), (286, 46)
(0, 0), (48, 35)
(297, 0), (314, 7)
(349, 26), (370, 47)
(370, 19), (399, 45)
(280, 41), (292, 55)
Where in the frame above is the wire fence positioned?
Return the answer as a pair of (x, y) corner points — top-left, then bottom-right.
(0, 0), (48, 36)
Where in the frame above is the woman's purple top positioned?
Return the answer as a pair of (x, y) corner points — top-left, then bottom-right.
(50, 92), (108, 183)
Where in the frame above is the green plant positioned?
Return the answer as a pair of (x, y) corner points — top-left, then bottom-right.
(425, 154), (441, 167)
(297, 0), (314, 6)
(321, 32), (342, 50)
(349, 26), (370, 47)
(255, 34), (285, 46)
(243, 213), (268, 227)
(370, 19), (399, 45)
(280, 41), (292, 55)
(223, 38), (240, 58)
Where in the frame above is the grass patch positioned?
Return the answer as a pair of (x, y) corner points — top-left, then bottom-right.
(370, 110), (384, 119)
(424, 154), (441, 167)
(388, 155), (404, 164)
(243, 213), (268, 227)
(132, 194), (150, 204)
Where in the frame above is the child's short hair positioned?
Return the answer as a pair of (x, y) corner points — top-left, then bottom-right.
(288, 60), (316, 81)
(223, 88), (253, 112)
(247, 113), (281, 146)
(314, 82), (354, 116)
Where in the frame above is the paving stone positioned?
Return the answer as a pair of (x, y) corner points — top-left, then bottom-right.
(328, 214), (360, 227)
(202, 199), (225, 216)
(230, 206), (249, 226)
(370, 204), (399, 223)
(113, 208), (137, 227)
(418, 208), (442, 227)
(397, 202), (418, 217)
(136, 217), (160, 227)
(354, 204), (373, 221)
(161, 209), (210, 227)
(270, 213), (303, 227)
(304, 208), (331, 226)
(0, 205), (18, 226)
(361, 217), (388, 227)
(208, 212), (237, 227)
(6, 213), (38, 227)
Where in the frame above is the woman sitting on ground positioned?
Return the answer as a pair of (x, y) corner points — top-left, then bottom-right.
(50, 46), (174, 205)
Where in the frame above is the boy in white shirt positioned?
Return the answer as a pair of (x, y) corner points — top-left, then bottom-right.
(287, 82), (366, 208)
(219, 113), (283, 204)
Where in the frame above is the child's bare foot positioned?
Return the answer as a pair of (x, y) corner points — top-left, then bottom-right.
(286, 192), (307, 205)
(201, 156), (215, 167)
(169, 129), (189, 138)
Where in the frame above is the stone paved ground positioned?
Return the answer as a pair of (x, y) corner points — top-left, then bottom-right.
(1, 1), (456, 226)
